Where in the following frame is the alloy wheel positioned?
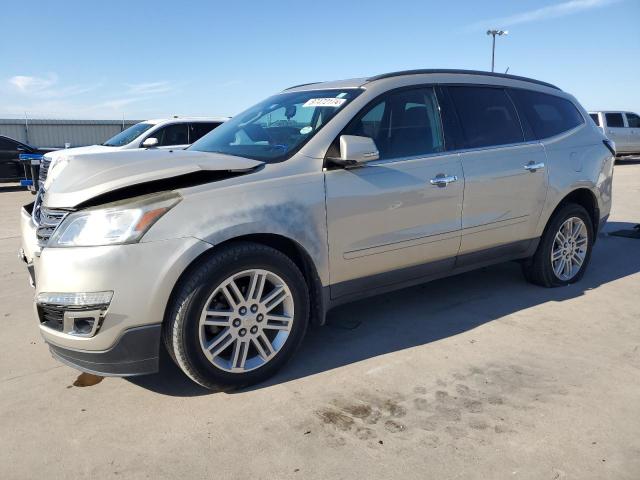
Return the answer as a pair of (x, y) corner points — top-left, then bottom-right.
(550, 216), (588, 281)
(198, 269), (294, 373)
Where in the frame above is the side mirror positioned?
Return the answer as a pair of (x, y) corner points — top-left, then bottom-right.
(336, 135), (379, 166)
(142, 137), (159, 148)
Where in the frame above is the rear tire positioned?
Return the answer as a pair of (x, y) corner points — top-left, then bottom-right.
(163, 242), (309, 390)
(522, 203), (593, 287)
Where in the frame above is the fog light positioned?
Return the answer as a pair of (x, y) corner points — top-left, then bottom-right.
(36, 291), (113, 307)
(72, 317), (95, 335)
(36, 291), (112, 338)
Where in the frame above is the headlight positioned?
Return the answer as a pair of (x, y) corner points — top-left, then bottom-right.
(48, 192), (181, 247)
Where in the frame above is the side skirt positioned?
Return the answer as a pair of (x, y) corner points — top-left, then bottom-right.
(324, 238), (539, 313)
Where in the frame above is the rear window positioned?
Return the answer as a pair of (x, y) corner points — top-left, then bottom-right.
(605, 113), (624, 128)
(589, 113), (600, 126)
(511, 90), (584, 139)
(626, 113), (640, 128)
(189, 122), (221, 143)
(448, 86), (523, 149)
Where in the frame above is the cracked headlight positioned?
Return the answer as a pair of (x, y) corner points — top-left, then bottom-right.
(48, 192), (181, 247)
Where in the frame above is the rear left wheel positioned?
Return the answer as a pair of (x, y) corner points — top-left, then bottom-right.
(522, 203), (594, 287)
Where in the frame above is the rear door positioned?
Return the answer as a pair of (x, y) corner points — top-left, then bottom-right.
(604, 112), (629, 152)
(624, 113), (640, 153)
(325, 86), (463, 298)
(445, 85), (548, 265)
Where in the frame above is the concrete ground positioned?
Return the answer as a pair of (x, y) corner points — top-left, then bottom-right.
(1, 161), (639, 480)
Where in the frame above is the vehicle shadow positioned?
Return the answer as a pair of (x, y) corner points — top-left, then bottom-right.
(616, 158), (640, 165)
(128, 225), (640, 397)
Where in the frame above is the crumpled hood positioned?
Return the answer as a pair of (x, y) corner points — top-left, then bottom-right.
(46, 144), (116, 160)
(43, 145), (119, 190)
(44, 148), (263, 208)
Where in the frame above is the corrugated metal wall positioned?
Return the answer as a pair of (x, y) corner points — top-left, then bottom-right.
(0, 119), (142, 149)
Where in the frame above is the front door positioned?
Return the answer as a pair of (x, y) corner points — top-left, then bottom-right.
(325, 87), (464, 298)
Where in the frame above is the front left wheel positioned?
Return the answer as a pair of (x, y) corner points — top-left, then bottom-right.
(163, 242), (309, 390)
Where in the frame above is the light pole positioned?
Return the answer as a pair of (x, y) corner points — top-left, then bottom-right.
(486, 29), (508, 72)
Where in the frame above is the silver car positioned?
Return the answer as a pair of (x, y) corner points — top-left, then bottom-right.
(20, 70), (614, 389)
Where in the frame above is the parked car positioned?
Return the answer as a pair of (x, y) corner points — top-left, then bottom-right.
(20, 69), (614, 390)
(589, 111), (640, 157)
(39, 116), (228, 191)
(0, 135), (49, 184)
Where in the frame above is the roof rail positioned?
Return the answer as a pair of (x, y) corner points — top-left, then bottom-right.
(366, 69), (561, 91)
(283, 81), (322, 91)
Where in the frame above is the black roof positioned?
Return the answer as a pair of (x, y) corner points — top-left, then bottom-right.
(366, 69), (561, 91)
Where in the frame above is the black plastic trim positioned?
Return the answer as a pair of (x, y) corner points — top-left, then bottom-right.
(328, 238), (539, 305)
(47, 324), (161, 376)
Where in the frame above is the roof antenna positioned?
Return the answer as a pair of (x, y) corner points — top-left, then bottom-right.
(505, 67), (510, 74)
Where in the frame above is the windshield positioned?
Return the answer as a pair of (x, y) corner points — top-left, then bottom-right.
(103, 122), (155, 147)
(189, 89), (361, 162)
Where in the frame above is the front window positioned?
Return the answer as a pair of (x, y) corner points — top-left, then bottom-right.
(103, 122), (155, 147)
(189, 89), (361, 162)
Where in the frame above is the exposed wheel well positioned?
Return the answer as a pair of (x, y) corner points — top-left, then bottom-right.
(552, 188), (600, 238)
(164, 234), (326, 330)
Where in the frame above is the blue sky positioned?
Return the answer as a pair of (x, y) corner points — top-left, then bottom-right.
(1, 0), (638, 119)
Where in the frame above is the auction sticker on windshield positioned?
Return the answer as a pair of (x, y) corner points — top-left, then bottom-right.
(302, 98), (347, 108)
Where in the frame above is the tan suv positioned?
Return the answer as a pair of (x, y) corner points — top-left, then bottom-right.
(20, 69), (614, 389)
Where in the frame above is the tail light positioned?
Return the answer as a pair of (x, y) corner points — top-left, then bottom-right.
(603, 139), (616, 156)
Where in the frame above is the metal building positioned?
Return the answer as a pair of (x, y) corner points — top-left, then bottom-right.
(0, 119), (141, 149)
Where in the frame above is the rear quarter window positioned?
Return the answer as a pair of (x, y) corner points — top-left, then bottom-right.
(626, 113), (640, 128)
(510, 89), (584, 139)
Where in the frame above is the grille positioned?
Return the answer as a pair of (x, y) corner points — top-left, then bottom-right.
(36, 207), (68, 245)
(37, 305), (65, 332)
(38, 156), (51, 185)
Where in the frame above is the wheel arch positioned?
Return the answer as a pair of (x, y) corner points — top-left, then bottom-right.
(163, 233), (327, 330)
(546, 188), (600, 241)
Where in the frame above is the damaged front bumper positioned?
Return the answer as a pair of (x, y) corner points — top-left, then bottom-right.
(27, 231), (211, 376)
(48, 324), (162, 376)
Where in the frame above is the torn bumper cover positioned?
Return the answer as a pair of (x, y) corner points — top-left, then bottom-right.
(48, 324), (162, 376)
(34, 236), (211, 377)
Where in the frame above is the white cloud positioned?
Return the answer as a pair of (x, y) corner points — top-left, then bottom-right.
(1, 75), (175, 118)
(7, 73), (100, 99)
(125, 81), (173, 95)
(9, 73), (57, 92)
(469, 0), (622, 30)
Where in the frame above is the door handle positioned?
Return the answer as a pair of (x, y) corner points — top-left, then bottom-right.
(429, 174), (458, 186)
(524, 161), (545, 172)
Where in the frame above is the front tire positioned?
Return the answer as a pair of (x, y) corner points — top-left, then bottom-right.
(163, 242), (309, 390)
(522, 203), (594, 287)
